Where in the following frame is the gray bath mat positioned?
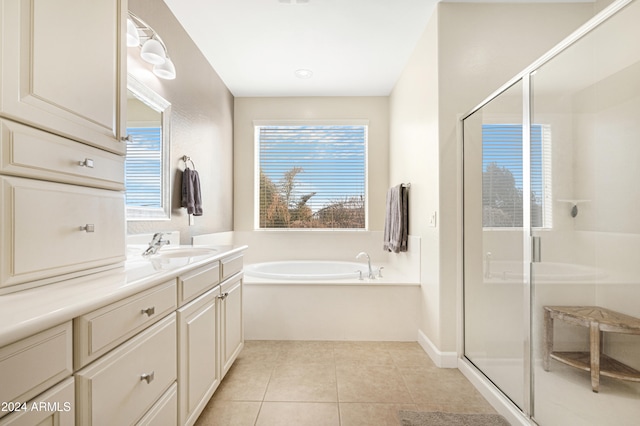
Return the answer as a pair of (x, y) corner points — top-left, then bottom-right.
(398, 410), (510, 426)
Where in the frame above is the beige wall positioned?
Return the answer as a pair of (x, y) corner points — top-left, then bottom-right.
(127, 0), (234, 244)
(233, 97), (389, 232)
(389, 11), (441, 346)
(390, 2), (596, 352)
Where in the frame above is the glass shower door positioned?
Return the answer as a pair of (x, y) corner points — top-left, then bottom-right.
(530, 0), (640, 424)
(463, 79), (528, 410)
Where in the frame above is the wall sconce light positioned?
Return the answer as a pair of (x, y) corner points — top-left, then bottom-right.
(128, 12), (176, 80)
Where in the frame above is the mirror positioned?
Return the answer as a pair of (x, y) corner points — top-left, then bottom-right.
(125, 75), (171, 220)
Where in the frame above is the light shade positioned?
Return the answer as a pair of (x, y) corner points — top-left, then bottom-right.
(140, 38), (166, 65)
(126, 19), (140, 47)
(153, 57), (176, 80)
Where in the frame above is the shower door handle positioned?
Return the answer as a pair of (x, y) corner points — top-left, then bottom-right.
(532, 236), (542, 263)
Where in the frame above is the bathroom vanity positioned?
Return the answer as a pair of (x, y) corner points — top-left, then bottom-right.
(0, 246), (246, 426)
(0, 1), (245, 424)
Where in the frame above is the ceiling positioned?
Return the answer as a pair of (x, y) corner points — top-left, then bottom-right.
(163, 0), (439, 97)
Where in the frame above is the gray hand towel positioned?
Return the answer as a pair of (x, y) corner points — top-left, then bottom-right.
(181, 168), (203, 216)
(383, 184), (408, 253)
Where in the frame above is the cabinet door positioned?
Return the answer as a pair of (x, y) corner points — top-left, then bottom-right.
(177, 287), (220, 426)
(0, 0), (125, 154)
(221, 275), (244, 379)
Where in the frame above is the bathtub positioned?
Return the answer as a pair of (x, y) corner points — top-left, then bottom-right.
(242, 260), (420, 341)
(487, 261), (607, 282)
(244, 260), (371, 281)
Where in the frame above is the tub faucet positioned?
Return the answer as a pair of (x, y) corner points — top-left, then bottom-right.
(484, 252), (492, 279)
(142, 232), (170, 257)
(356, 252), (375, 279)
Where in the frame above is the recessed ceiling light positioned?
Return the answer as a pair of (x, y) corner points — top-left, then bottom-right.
(294, 69), (313, 79)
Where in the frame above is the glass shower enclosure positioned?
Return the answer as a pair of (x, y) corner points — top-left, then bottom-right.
(462, 0), (640, 424)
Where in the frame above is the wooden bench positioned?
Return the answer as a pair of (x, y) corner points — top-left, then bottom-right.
(544, 306), (640, 392)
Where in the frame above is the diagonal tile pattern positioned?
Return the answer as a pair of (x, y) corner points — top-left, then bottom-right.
(195, 340), (497, 426)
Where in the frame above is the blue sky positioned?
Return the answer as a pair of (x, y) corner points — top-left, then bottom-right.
(259, 125), (366, 212)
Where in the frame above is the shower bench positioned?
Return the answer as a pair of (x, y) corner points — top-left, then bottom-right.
(543, 306), (640, 392)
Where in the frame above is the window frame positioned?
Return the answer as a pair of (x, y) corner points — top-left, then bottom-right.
(253, 120), (369, 231)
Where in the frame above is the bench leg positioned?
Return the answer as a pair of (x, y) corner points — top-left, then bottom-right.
(590, 321), (601, 393)
(543, 309), (553, 371)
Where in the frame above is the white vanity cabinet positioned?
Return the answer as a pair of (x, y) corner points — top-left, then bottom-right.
(0, 0), (126, 294)
(0, 247), (245, 426)
(177, 254), (244, 426)
(0, 0), (126, 154)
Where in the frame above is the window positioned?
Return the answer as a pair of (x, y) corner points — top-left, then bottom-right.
(482, 124), (552, 228)
(256, 123), (367, 229)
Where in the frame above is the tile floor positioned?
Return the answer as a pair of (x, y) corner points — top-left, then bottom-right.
(195, 340), (498, 426)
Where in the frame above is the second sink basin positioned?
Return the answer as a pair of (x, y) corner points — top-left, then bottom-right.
(154, 247), (217, 259)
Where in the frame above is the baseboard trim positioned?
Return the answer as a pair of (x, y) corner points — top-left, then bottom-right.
(417, 329), (458, 368)
(458, 358), (533, 426)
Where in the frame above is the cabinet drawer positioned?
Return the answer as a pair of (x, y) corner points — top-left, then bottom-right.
(0, 376), (74, 425)
(76, 313), (177, 426)
(178, 261), (220, 304)
(221, 254), (243, 281)
(136, 382), (177, 426)
(0, 322), (72, 418)
(0, 176), (125, 290)
(74, 280), (177, 369)
(0, 118), (124, 190)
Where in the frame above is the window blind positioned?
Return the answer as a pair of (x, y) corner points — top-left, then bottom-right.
(257, 124), (367, 229)
(482, 124), (550, 228)
(125, 127), (162, 208)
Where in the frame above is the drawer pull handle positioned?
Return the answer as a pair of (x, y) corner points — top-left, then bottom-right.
(79, 224), (95, 233)
(122, 135), (132, 142)
(140, 371), (154, 384)
(79, 158), (94, 168)
(141, 307), (155, 316)
(218, 292), (229, 300)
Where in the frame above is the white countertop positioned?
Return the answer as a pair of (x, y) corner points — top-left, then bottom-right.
(0, 245), (247, 347)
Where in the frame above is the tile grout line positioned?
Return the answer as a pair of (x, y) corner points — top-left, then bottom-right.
(334, 344), (343, 426)
(253, 344), (284, 425)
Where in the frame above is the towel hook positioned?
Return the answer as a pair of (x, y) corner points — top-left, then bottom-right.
(182, 155), (196, 170)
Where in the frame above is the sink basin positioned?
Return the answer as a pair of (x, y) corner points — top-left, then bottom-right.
(153, 247), (217, 259)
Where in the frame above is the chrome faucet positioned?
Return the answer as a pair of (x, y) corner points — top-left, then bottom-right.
(356, 251), (375, 279)
(142, 232), (170, 256)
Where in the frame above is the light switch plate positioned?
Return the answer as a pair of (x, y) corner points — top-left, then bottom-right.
(429, 211), (437, 227)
